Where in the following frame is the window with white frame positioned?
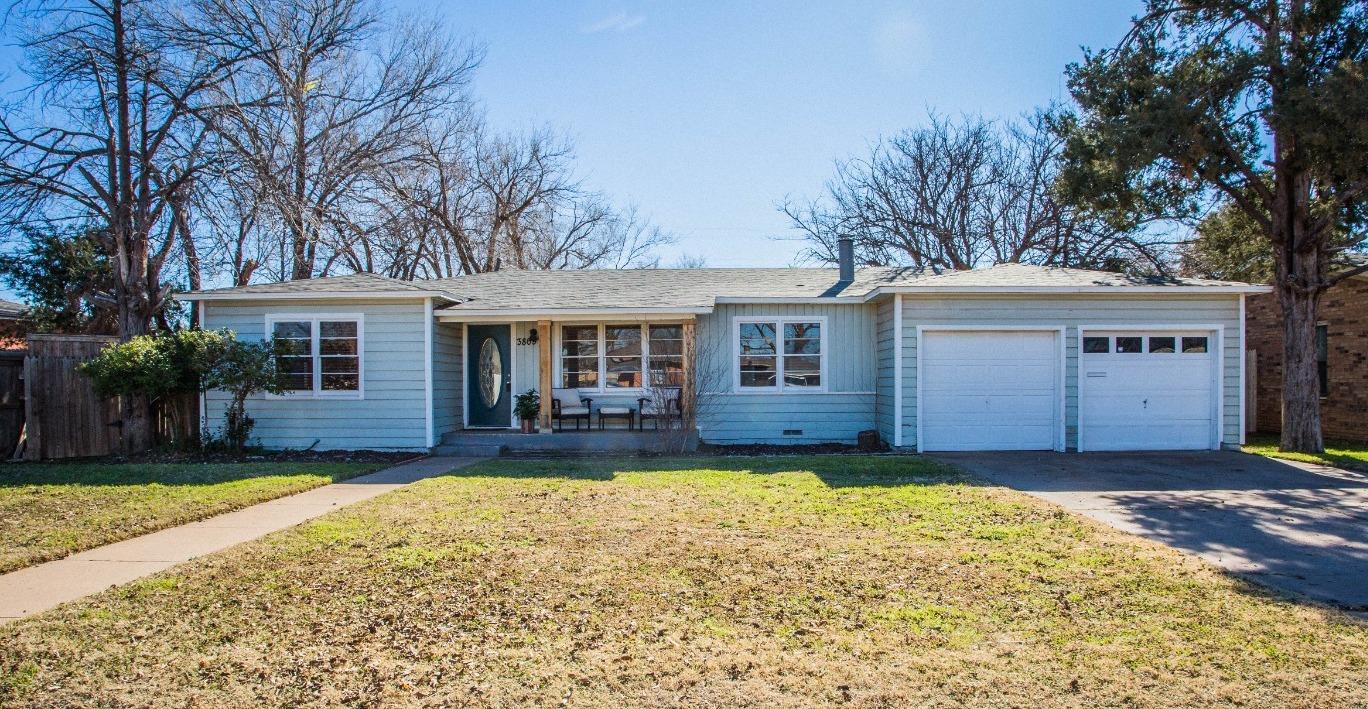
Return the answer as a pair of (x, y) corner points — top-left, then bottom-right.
(736, 318), (824, 390)
(648, 325), (684, 387)
(268, 316), (362, 396)
(560, 325), (599, 388)
(559, 323), (684, 390)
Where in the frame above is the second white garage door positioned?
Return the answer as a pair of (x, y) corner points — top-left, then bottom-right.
(1079, 331), (1218, 451)
(919, 330), (1061, 451)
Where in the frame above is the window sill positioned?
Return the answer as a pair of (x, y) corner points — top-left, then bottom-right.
(732, 387), (828, 395)
(265, 391), (365, 401)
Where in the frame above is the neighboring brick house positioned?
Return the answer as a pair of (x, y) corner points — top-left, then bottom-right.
(1246, 261), (1368, 442)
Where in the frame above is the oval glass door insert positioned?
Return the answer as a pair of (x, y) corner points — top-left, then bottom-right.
(478, 337), (503, 408)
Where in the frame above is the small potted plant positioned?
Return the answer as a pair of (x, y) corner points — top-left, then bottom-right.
(513, 389), (540, 433)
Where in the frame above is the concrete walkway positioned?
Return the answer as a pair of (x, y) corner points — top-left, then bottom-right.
(0, 455), (482, 625)
(935, 450), (1368, 611)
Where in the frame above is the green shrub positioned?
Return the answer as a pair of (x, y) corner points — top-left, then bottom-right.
(79, 329), (285, 450)
(200, 338), (285, 449)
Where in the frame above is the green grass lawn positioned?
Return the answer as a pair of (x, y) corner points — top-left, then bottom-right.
(1, 456), (1364, 707)
(0, 460), (386, 573)
(1243, 434), (1368, 472)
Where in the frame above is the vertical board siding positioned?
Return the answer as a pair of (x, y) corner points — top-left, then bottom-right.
(203, 299), (429, 450)
(432, 322), (462, 436)
(874, 297), (896, 443)
(694, 302), (877, 444)
(900, 295), (1245, 449)
(515, 322), (537, 416)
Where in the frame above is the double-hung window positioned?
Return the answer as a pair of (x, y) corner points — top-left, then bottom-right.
(560, 325), (600, 388)
(559, 323), (684, 390)
(735, 317), (825, 391)
(267, 315), (363, 397)
(648, 325), (684, 387)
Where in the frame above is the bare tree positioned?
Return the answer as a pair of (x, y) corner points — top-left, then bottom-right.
(382, 120), (672, 276)
(0, 0), (248, 448)
(670, 253), (709, 269)
(197, 0), (480, 281)
(784, 110), (1167, 272)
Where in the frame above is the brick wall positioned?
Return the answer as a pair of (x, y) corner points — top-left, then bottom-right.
(1247, 277), (1368, 442)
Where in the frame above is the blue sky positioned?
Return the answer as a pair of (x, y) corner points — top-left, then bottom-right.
(0, 1), (1144, 303)
(416, 0), (1143, 267)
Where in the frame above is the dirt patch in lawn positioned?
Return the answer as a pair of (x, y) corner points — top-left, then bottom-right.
(1, 456), (1364, 707)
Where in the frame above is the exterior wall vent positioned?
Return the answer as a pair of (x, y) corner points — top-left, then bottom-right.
(782, 429), (803, 436)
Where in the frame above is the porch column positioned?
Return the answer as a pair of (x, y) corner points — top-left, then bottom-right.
(681, 318), (697, 431)
(538, 319), (553, 433)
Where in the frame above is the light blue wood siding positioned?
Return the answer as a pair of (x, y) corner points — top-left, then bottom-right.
(432, 321), (462, 436)
(874, 297), (896, 443)
(695, 303), (877, 444)
(203, 299), (428, 450)
(899, 294), (1245, 449)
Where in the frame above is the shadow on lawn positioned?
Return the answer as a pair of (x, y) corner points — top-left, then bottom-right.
(0, 462), (374, 488)
(438, 454), (963, 488)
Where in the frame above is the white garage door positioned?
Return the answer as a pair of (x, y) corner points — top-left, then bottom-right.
(1080, 331), (1217, 451)
(920, 330), (1060, 451)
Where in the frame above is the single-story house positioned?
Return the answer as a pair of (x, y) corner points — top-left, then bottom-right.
(181, 242), (1269, 454)
(1246, 255), (1368, 442)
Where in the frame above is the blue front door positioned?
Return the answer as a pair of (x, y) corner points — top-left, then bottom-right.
(467, 325), (511, 427)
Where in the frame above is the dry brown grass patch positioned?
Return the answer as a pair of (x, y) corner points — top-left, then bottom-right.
(1, 456), (1363, 707)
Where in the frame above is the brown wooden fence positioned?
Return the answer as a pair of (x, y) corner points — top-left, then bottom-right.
(22, 334), (199, 460)
(0, 350), (24, 458)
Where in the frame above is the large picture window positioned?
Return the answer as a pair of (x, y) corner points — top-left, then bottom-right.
(267, 315), (362, 397)
(604, 325), (643, 388)
(735, 318), (824, 391)
(559, 323), (683, 390)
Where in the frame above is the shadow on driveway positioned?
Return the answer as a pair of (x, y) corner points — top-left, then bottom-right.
(934, 450), (1368, 612)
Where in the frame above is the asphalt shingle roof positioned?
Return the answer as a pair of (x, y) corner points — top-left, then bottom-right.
(188, 272), (435, 297)
(428, 268), (912, 310)
(0, 299), (25, 318)
(183, 263), (1265, 310)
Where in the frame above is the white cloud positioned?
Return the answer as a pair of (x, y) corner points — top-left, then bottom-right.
(582, 11), (646, 34)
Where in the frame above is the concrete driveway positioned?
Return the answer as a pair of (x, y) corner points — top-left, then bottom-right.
(933, 450), (1368, 611)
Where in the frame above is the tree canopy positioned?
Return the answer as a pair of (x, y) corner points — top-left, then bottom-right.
(1058, 0), (1368, 452)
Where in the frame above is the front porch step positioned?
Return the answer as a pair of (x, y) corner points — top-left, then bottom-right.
(436, 430), (697, 455)
(431, 443), (506, 457)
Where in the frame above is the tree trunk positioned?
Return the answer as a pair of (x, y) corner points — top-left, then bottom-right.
(1270, 155), (1325, 453)
(1277, 271), (1325, 454)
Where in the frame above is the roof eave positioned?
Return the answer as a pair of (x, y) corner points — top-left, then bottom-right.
(864, 284), (1272, 300)
(180, 291), (458, 303)
(713, 296), (867, 304)
(434, 306), (713, 320)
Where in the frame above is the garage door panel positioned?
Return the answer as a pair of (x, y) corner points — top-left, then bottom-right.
(1081, 331), (1216, 451)
(920, 330), (1060, 452)
(926, 394), (1055, 417)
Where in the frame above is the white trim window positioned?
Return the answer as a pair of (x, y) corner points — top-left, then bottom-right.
(734, 316), (826, 391)
(647, 324), (684, 387)
(266, 314), (364, 398)
(557, 323), (685, 391)
(560, 325), (600, 389)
